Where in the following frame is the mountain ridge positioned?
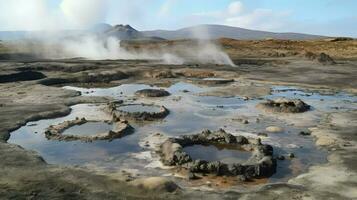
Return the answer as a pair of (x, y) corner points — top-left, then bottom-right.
(142, 24), (326, 40)
(0, 24), (328, 41)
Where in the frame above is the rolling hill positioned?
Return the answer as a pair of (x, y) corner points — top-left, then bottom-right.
(142, 24), (325, 40)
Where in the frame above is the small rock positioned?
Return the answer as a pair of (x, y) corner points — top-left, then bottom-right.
(257, 132), (268, 137)
(316, 136), (335, 146)
(299, 131), (311, 136)
(206, 181), (212, 186)
(277, 155), (285, 160)
(237, 175), (248, 182)
(243, 120), (249, 124)
(188, 172), (199, 180)
(266, 126), (284, 133)
(288, 153), (295, 158)
(257, 98), (310, 113)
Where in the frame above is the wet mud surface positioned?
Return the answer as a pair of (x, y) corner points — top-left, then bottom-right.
(9, 81), (356, 185)
(1, 57), (357, 199)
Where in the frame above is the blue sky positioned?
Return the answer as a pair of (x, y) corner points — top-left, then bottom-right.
(0, 0), (356, 37)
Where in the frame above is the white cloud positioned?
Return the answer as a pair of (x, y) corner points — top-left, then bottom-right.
(0, 0), (63, 31)
(187, 1), (291, 31)
(227, 1), (243, 16)
(225, 8), (291, 31)
(159, 0), (177, 17)
(0, 0), (110, 31)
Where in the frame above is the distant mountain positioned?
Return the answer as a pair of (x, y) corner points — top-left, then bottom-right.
(94, 24), (165, 41)
(104, 24), (143, 40)
(0, 24), (165, 41)
(143, 24), (326, 40)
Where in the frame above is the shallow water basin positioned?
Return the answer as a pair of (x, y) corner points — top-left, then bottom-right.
(183, 144), (252, 164)
(118, 104), (162, 113)
(62, 122), (113, 136)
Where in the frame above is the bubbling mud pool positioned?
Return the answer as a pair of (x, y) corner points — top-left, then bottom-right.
(9, 81), (357, 188)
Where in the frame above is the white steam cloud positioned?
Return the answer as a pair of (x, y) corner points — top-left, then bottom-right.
(62, 36), (124, 60)
(188, 25), (235, 66)
(0, 0), (108, 30)
(60, 0), (109, 28)
(0, 0), (235, 66)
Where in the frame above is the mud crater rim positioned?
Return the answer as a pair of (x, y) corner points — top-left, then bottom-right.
(135, 88), (171, 98)
(257, 98), (311, 113)
(109, 103), (170, 121)
(45, 117), (134, 142)
(159, 129), (276, 179)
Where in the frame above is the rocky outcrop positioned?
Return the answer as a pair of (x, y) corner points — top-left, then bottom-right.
(304, 52), (336, 65)
(159, 129), (276, 179)
(257, 98), (310, 113)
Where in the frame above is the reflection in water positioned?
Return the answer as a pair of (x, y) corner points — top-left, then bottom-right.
(118, 104), (161, 113)
(183, 144), (252, 164)
(62, 122), (113, 136)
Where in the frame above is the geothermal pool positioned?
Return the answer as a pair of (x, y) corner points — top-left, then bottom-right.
(62, 121), (114, 137)
(9, 81), (357, 187)
(183, 144), (252, 164)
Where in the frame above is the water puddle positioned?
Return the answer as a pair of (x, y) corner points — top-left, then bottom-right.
(183, 144), (252, 164)
(62, 122), (113, 136)
(118, 104), (161, 113)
